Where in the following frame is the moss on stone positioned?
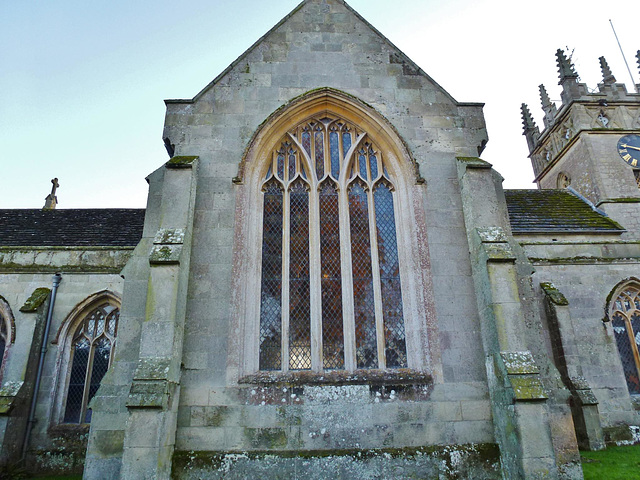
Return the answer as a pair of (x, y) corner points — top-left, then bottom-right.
(19, 287), (51, 313)
(166, 156), (198, 168)
(540, 282), (569, 306)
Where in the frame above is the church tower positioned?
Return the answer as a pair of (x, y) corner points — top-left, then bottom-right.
(522, 49), (640, 233)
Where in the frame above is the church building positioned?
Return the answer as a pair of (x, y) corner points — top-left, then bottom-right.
(1, 1), (640, 478)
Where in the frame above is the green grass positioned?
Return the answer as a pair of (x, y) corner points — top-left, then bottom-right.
(581, 444), (640, 480)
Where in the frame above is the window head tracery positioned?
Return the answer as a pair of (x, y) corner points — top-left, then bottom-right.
(63, 302), (119, 424)
(610, 284), (640, 395)
(259, 115), (407, 373)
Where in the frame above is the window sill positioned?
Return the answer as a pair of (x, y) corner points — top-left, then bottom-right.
(239, 369), (432, 387)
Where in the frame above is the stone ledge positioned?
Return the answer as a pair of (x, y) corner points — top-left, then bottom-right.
(239, 369), (433, 387)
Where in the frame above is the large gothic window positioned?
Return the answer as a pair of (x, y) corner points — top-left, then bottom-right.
(63, 303), (119, 423)
(611, 285), (640, 395)
(258, 116), (407, 372)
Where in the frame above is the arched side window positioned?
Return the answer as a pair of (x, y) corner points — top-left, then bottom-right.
(610, 284), (640, 395)
(62, 302), (119, 424)
(258, 115), (407, 372)
(0, 297), (15, 383)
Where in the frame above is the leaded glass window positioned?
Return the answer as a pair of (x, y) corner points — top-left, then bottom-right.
(63, 303), (119, 423)
(259, 116), (407, 372)
(611, 286), (640, 395)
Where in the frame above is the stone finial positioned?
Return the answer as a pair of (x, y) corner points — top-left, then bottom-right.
(521, 103), (540, 153)
(599, 56), (616, 85)
(637, 50), (640, 73)
(556, 49), (578, 84)
(43, 178), (59, 210)
(539, 85), (557, 128)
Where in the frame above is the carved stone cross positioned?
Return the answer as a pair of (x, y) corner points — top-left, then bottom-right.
(43, 178), (59, 210)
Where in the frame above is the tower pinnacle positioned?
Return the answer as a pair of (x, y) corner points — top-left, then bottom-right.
(539, 85), (557, 128)
(556, 49), (578, 84)
(521, 103), (540, 153)
(599, 56), (616, 85)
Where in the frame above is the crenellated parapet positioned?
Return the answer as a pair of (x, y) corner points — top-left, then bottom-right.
(522, 49), (640, 180)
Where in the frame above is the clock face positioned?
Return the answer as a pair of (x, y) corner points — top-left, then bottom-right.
(618, 134), (640, 167)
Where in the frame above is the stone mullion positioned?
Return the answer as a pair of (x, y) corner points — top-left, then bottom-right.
(79, 339), (95, 424)
(338, 186), (356, 371)
(309, 182), (322, 371)
(281, 186), (291, 372)
(625, 313), (640, 379)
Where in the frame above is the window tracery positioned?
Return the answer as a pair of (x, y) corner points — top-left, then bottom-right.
(611, 285), (640, 395)
(258, 116), (407, 372)
(63, 303), (119, 423)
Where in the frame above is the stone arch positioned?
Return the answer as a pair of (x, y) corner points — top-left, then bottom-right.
(230, 88), (435, 378)
(606, 278), (640, 395)
(237, 88), (421, 185)
(50, 290), (121, 425)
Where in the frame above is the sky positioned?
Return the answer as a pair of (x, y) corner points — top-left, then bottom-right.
(1, 0), (639, 209)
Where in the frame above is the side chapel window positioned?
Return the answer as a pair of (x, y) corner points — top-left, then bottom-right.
(611, 285), (640, 395)
(259, 116), (407, 372)
(63, 303), (119, 423)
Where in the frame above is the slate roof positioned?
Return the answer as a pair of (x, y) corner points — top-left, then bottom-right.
(0, 209), (145, 247)
(504, 189), (624, 234)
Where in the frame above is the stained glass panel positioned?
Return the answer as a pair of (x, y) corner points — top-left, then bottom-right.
(302, 129), (311, 157)
(370, 152), (379, 180)
(259, 179), (284, 370)
(320, 181), (344, 370)
(358, 151), (367, 180)
(611, 287), (640, 395)
(329, 131), (340, 179)
(349, 181), (377, 369)
(342, 132), (352, 159)
(315, 130), (324, 180)
(289, 180), (311, 370)
(0, 316), (6, 366)
(374, 183), (407, 368)
(288, 147), (296, 182)
(277, 152), (285, 180)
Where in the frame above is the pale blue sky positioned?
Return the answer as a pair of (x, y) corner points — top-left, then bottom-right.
(1, 0), (638, 208)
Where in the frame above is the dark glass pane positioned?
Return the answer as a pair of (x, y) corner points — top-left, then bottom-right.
(288, 148), (296, 182)
(374, 183), (407, 368)
(329, 131), (340, 179)
(612, 313), (640, 394)
(349, 181), (377, 369)
(289, 180), (311, 370)
(64, 338), (90, 423)
(370, 153), (379, 179)
(259, 179), (284, 370)
(277, 152), (285, 180)
(315, 130), (324, 180)
(302, 130), (311, 157)
(358, 151), (367, 180)
(0, 317), (6, 363)
(320, 181), (344, 370)
(342, 132), (352, 159)
(85, 337), (112, 423)
(106, 310), (119, 337)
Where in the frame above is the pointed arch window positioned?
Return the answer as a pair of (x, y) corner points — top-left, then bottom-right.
(258, 116), (407, 372)
(63, 303), (119, 423)
(611, 285), (640, 395)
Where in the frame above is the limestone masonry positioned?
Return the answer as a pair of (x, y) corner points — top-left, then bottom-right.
(1, 1), (640, 478)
